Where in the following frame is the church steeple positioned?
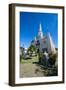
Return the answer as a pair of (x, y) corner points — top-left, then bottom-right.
(39, 23), (42, 32)
(47, 33), (56, 54)
(38, 23), (43, 38)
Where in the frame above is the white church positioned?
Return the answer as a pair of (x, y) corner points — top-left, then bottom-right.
(31, 23), (56, 54)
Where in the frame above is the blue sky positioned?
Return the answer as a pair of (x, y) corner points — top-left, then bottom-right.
(20, 12), (58, 48)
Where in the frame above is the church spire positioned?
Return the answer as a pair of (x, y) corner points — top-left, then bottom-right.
(47, 33), (56, 54)
(39, 23), (42, 32)
(38, 23), (43, 38)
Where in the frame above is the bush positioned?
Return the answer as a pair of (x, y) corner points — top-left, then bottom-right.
(38, 52), (43, 63)
(49, 54), (57, 66)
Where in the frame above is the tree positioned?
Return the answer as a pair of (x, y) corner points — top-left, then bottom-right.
(21, 47), (24, 59)
(27, 45), (36, 56)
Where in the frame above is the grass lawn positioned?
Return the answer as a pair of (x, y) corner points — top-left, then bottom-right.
(20, 55), (38, 64)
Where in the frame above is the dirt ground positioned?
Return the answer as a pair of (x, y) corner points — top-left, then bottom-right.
(20, 63), (45, 78)
(20, 56), (57, 78)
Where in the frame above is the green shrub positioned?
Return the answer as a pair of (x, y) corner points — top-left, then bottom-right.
(38, 52), (43, 63)
(49, 53), (57, 65)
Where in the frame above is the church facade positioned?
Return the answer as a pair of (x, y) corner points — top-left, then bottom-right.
(31, 23), (56, 54)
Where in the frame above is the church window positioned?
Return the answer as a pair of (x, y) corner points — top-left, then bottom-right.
(36, 40), (40, 46)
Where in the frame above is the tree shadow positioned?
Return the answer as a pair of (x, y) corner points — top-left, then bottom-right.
(32, 61), (39, 64)
(32, 61), (58, 76)
(24, 57), (32, 60)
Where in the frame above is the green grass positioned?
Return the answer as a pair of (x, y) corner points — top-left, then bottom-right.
(20, 56), (38, 64)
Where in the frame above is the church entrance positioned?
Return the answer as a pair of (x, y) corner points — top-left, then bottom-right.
(42, 48), (48, 53)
